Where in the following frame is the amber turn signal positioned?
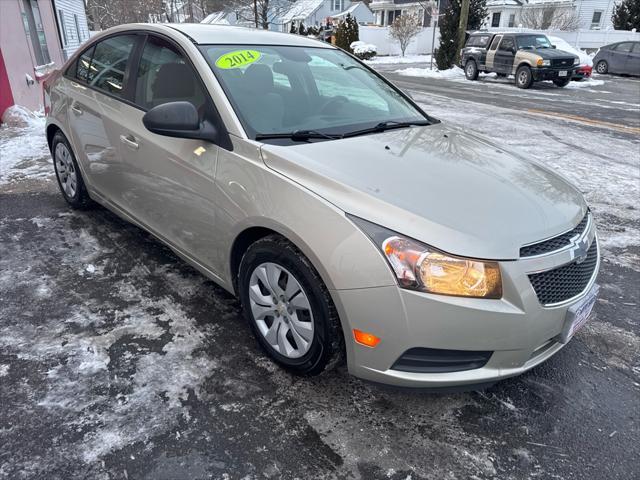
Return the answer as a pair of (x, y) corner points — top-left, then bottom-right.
(353, 329), (381, 348)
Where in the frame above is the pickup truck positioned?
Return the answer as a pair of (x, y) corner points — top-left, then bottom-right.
(460, 32), (580, 88)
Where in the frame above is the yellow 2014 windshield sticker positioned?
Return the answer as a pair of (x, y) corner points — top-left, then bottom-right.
(215, 50), (262, 69)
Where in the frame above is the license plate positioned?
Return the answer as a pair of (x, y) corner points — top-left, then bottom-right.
(559, 285), (599, 343)
(559, 71), (568, 77)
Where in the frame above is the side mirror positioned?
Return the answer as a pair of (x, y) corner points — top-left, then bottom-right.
(551, 44), (557, 49)
(143, 101), (216, 142)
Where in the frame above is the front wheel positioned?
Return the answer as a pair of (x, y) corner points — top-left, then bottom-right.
(516, 66), (533, 89)
(465, 60), (479, 80)
(238, 235), (344, 375)
(596, 60), (608, 74)
(553, 78), (571, 87)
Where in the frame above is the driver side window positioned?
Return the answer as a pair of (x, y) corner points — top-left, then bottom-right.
(134, 35), (208, 117)
(499, 37), (515, 52)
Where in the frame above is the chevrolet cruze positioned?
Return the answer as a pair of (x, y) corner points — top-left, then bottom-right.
(44, 24), (600, 388)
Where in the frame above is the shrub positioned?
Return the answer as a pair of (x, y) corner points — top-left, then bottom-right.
(350, 41), (377, 60)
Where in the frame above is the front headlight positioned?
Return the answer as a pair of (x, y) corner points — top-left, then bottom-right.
(573, 57), (580, 65)
(350, 216), (502, 299)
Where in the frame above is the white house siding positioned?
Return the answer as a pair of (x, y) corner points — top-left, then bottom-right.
(54, 0), (90, 60)
(574, 0), (615, 30)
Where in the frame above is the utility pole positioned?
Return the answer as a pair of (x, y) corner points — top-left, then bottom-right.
(455, 0), (470, 65)
(254, 0), (259, 28)
(430, 0), (440, 70)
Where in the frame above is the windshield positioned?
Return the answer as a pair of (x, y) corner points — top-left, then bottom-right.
(199, 45), (428, 140)
(516, 35), (552, 50)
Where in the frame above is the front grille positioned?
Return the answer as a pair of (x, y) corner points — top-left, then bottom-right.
(391, 348), (492, 373)
(551, 58), (574, 68)
(520, 214), (589, 257)
(528, 241), (598, 305)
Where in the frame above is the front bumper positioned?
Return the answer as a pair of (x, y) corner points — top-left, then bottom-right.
(533, 67), (577, 81)
(331, 231), (599, 388)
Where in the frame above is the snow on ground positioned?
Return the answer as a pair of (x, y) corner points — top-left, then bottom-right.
(0, 106), (51, 185)
(365, 54), (432, 65)
(564, 78), (606, 89)
(396, 66), (465, 79)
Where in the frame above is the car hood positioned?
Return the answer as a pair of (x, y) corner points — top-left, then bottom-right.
(533, 48), (578, 61)
(260, 123), (587, 260)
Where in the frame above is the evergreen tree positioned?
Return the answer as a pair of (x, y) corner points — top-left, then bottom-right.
(299, 22), (306, 36)
(612, 0), (640, 30)
(290, 23), (298, 34)
(335, 14), (360, 52)
(435, 0), (487, 70)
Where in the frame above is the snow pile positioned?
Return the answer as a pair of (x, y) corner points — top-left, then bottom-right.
(365, 54), (432, 65)
(351, 41), (377, 60)
(565, 78), (606, 89)
(0, 105), (51, 185)
(396, 66), (465, 79)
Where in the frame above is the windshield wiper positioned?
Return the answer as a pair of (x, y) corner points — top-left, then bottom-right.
(342, 120), (431, 138)
(255, 129), (343, 142)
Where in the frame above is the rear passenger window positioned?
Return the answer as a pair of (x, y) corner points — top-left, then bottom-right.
(89, 35), (137, 96)
(499, 37), (515, 52)
(615, 43), (633, 53)
(134, 35), (208, 114)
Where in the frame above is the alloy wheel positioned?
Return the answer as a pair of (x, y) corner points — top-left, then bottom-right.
(248, 262), (314, 358)
(55, 142), (77, 198)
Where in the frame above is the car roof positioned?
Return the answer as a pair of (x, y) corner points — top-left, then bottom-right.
(166, 23), (333, 48)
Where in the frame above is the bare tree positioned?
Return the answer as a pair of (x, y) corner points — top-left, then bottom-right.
(229, 0), (294, 29)
(389, 12), (422, 56)
(519, 6), (581, 31)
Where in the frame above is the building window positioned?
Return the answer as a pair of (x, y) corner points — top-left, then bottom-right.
(74, 14), (82, 42)
(388, 9), (401, 25)
(21, 0), (51, 66)
(508, 13), (515, 27)
(491, 12), (501, 28)
(58, 9), (68, 46)
(332, 0), (342, 12)
(591, 10), (603, 29)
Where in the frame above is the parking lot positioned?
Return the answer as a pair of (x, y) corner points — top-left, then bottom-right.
(1, 68), (639, 480)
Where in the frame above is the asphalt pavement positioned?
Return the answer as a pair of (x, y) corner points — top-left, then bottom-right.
(0, 69), (638, 480)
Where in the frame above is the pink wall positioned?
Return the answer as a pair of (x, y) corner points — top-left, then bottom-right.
(0, 0), (64, 116)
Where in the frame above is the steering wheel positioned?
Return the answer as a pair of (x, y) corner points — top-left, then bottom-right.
(320, 96), (349, 116)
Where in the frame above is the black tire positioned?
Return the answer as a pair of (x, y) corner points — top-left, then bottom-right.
(238, 235), (344, 375)
(51, 131), (92, 208)
(553, 78), (571, 87)
(516, 65), (533, 89)
(596, 60), (608, 74)
(464, 59), (479, 80)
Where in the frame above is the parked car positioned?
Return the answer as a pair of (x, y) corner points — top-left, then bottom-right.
(548, 36), (592, 81)
(593, 41), (640, 76)
(461, 31), (580, 88)
(44, 24), (600, 389)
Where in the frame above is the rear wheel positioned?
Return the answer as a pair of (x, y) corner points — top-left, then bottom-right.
(596, 60), (608, 74)
(238, 235), (344, 375)
(52, 131), (92, 208)
(516, 66), (533, 89)
(465, 60), (479, 80)
(553, 78), (571, 87)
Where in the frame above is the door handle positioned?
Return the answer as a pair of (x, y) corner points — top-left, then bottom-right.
(120, 134), (139, 150)
(71, 105), (83, 115)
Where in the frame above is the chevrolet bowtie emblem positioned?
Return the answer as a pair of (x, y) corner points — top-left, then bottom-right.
(573, 236), (590, 264)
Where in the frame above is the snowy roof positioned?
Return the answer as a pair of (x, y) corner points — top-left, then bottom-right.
(524, 0), (573, 4)
(202, 11), (229, 24)
(486, 0), (522, 6)
(279, 0), (325, 24)
(332, 2), (372, 18)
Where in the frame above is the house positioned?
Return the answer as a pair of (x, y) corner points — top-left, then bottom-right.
(0, 0), (89, 119)
(331, 2), (375, 24)
(150, 0), (205, 23)
(277, 0), (373, 33)
(484, 0), (616, 31)
(54, 0), (91, 60)
(369, 0), (438, 27)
